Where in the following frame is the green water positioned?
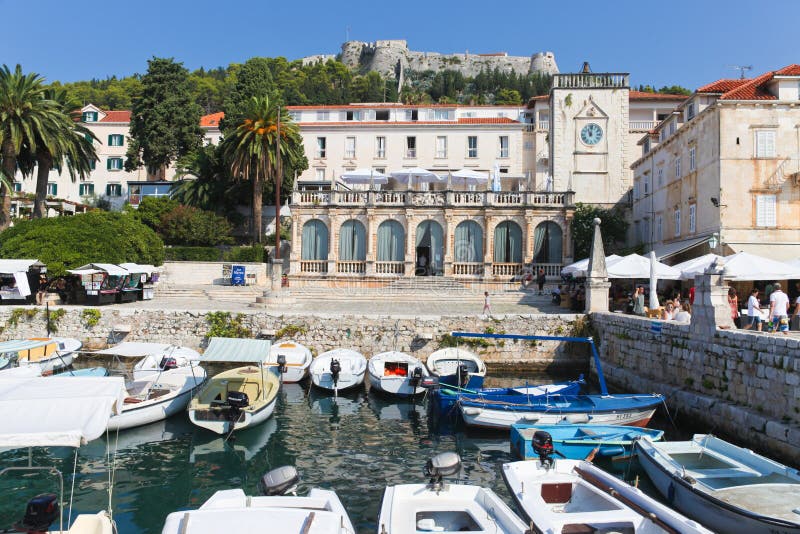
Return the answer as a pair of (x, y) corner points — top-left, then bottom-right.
(0, 374), (684, 534)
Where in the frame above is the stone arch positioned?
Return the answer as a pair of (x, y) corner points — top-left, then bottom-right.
(493, 220), (523, 263)
(301, 219), (329, 261)
(339, 219), (367, 261)
(533, 221), (563, 264)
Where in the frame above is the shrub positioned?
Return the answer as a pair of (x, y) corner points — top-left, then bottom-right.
(225, 245), (264, 263)
(0, 212), (164, 276)
(164, 245), (265, 262)
(206, 312), (252, 339)
(126, 196), (180, 229)
(159, 205), (234, 246)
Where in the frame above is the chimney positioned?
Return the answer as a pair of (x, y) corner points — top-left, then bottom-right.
(581, 62), (591, 73)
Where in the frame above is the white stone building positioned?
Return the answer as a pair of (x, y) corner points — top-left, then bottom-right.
(631, 64), (800, 262)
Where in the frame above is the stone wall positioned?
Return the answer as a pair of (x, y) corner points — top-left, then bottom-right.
(0, 307), (588, 371)
(592, 312), (800, 465)
(158, 262), (268, 287)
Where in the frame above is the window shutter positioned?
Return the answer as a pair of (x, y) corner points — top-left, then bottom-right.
(107, 158), (112, 170)
(108, 134), (113, 145)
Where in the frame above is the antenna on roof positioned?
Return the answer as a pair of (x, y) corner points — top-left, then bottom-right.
(730, 65), (753, 79)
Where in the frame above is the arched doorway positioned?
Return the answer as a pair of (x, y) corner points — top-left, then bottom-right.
(415, 220), (443, 276)
(493, 221), (522, 263)
(301, 219), (329, 261)
(377, 220), (405, 275)
(339, 219), (367, 261)
(533, 221), (563, 264)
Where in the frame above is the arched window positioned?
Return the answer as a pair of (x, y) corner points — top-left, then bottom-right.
(301, 219), (329, 260)
(454, 221), (483, 262)
(415, 220), (444, 275)
(377, 220), (405, 261)
(493, 221), (522, 263)
(339, 219), (367, 261)
(533, 221), (563, 264)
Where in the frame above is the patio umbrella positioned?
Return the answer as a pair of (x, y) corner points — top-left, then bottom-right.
(389, 167), (444, 189)
(451, 169), (489, 189)
(606, 254), (681, 280)
(718, 252), (800, 281)
(340, 168), (388, 186)
(648, 251), (660, 309)
(561, 254), (622, 277)
(672, 254), (724, 281)
(491, 162), (501, 192)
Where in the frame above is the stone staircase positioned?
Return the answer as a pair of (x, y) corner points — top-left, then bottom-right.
(155, 284), (265, 303)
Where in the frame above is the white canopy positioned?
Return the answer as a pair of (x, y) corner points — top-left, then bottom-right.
(672, 254), (724, 281)
(389, 167), (444, 186)
(119, 263), (158, 275)
(70, 263), (128, 276)
(340, 168), (388, 185)
(199, 337), (272, 363)
(95, 342), (174, 358)
(0, 376), (126, 448)
(451, 169), (489, 187)
(0, 259), (44, 274)
(704, 252), (800, 281)
(561, 255), (622, 277)
(606, 254), (681, 280)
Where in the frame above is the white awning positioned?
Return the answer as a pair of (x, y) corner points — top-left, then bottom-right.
(0, 376), (126, 448)
(119, 263), (158, 275)
(71, 263), (128, 276)
(561, 255), (622, 277)
(94, 342), (173, 358)
(67, 269), (104, 276)
(199, 337), (272, 363)
(726, 243), (800, 263)
(651, 236), (710, 261)
(606, 254), (681, 280)
(0, 259), (44, 274)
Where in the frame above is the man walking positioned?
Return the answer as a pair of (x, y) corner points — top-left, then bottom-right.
(536, 268), (546, 295)
(769, 282), (790, 335)
(482, 291), (491, 317)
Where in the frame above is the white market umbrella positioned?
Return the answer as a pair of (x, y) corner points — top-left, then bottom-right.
(340, 168), (388, 185)
(648, 250), (660, 309)
(452, 169), (489, 188)
(389, 167), (444, 189)
(717, 252), (800, 281)
(491, 161), (502, 192)
(672, 253), (724, 281)
(561, 254), (622, 277)
(606, 254), (681, 280)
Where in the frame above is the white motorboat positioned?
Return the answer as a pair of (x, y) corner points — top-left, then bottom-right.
(502, 434), (711, 534)
(161, 466), (355, 533)
(425, 347), (487, 389)
(636, 434), (800, 534)
(378, 452), (528, 534)
(310, 348), (366, 394)
(2, 337), (82, 373)
(108, 365), (207, 431)
(266, 340), (313, 383)
(367, 351), (428, 397)
(94, 342), (201, 380)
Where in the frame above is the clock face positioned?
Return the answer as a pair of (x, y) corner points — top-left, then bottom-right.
(580, 123), (603, 145)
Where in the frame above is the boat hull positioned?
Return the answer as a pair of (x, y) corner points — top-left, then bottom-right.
(267, 341), (312, 383)
(311, 371), (365, 392)
(21, 352), (74, 373)
(510, 424), (663, 460)
(275, 365), (309, 383)
(433, 380), (583, 413)
(310, 349), (367, 393)
(189, 395), (277, 435)
(367, 371), (424, 397)
(108, 387), (196, 431)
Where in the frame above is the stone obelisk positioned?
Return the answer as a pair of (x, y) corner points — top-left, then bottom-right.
(584, 218), (610, 313)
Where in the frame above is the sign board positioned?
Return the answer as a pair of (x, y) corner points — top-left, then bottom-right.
(231, 265), (246, 286)
(650, 321), (662, 335)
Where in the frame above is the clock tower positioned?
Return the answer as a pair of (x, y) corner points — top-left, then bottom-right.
(549, 66), (631, 208)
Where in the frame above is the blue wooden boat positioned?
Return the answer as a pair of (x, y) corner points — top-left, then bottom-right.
(431, 377), (585, 414)
(510, 423), (664, 460)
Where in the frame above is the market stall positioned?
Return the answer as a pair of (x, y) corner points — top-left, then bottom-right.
(0, 259), (46, 304)
(67, 263), (129, 305)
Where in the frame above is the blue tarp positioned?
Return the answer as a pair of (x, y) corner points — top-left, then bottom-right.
(199, 337), (271, 363)
(0, 339), (52, 354)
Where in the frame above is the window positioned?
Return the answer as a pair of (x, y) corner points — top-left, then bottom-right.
(375, 110), (389, 121)
(659, 129), (666, 142)
(106, 183), (122, 196)
(686, 103), (695, 120)
(288, 111), (301, 122)
(656, 216), (663, 241)
(315, 168), (325, 181)
(499, 136), (509, 158)
(316, 137), (326, 158)
(755, 130), (776, 158)
(523, 140), (533, 151)
(435, 136), (447, 158)
(374, 167), (385, 175)
(643, 138), (650, 155)
(46, 183), (57, 196)
(108, 134), (124, 147)
(756, 195), (777, 227)
(13, 182), (21, 192)
(675, 157), (681, 178)
(674, 208), (681, 236)
(346, 110), (363, 121)
(433, 109), (451, 121)
(644, 177), (650, 195)
(315, 110), (329, 121)
(79, 183), (95, 196)
(689, 147), (696, 171)
(89, 159), (96, 170)
(689, 204), (696, 233)
(657, 168), (663, 187)
(345, 137), (356, 159)
(633, 181), (639, 200)
(375, 136), (386, 158)
(405, 109), (418, 121)
(82, 111), (98, 122)
(107, 157), (123, 170)
(467, 136), (478, 158)
(406, 136), (417, 158)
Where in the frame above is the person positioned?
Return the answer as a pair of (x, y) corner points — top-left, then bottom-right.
(575, 288), (585, 310)
(661, 301), (676, 321)
(745, 288), (762, 331)
(551, 285), (562, 305)
(35, 274), (48, 305)
(522, 269), (533, 289)
(633, 286), (645, 316)
(728, 288), (740, 328)
(482, 291), (491, 316)
(792, 290), (800, 331)
(673, 302), (692, 323)
(769, 282), (790, 335)
(536, 268), (546, 295)
(55, 277), (67, 303)
(689, 285), (695, 305)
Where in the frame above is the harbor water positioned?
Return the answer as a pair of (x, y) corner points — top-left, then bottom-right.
(0, 372), (689, 534)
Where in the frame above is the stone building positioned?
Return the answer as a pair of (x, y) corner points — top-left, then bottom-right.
(631, 64), (800, 262)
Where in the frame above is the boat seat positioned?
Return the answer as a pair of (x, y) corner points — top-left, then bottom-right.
(686, 467), (760, 480)
(124, 397), (144, 404)
(576, 427), (598, 437)
(561, 525), (597, 534)
(541, 482), (573, 504)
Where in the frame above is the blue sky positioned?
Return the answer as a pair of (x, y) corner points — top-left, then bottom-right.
(2, 0), (798, 91)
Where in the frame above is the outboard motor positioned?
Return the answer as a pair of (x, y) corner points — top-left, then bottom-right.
(159, 356), (178, 371)
(259, 465), (300, 496)
(409, 366), (424, 389)
(533, 430), (555, 468)
(424, 452), (462, 492)
(457, 363), (470, 388)
(419, 376), (440, 389)
(276, 354), (288, 375)
(330, 359), (341, 388)
(225, 391), (249, 422)
(13, 493), (59, 534)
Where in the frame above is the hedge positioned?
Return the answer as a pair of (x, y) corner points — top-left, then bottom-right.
(164, 245), (264, 263)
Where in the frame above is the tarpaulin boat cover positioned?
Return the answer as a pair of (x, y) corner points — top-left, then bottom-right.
(199, 337), (272, 363)
(0, 376), (126, 448)
(94, 342), (174, 358)
(0, 339), (53, 354)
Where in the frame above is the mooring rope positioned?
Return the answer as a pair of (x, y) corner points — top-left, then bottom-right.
(67, 447), (79, 526)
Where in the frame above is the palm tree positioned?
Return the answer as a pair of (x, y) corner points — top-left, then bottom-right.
(222, 96), (303, 246)
(174, 144), (232, 211)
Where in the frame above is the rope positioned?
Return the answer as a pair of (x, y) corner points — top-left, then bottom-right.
(660, 397), (679, 431)
(106, 427), (120, 520)
(67, 447), (79, 526)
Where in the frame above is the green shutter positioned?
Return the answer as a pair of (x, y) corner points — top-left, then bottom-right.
(90, 160), (96, 170)
(107, 158), (111, 170)
(108, 134), (112, 145)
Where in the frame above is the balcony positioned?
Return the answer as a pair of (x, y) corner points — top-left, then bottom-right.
(300, 260), (328, 274)
(375, 261), (405, 275)
(553, 73), (629, 89)
(453, 262), (484, 276)
(292, 189), (574, 208)
(630, 120), (656, 131)
(336, 261), (366, 274)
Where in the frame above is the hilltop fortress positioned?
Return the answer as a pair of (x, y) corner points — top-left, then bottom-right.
(302, 40), (559, 78)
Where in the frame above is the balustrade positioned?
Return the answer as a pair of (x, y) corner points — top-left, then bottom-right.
(293, 189), (573, 207)
(299, 260), (328, 274)
(336, 261), (366, 274)
(375, 261), (405, 275)
(492, 263), (524, 277)
(453, 263), (484, 276)
(630, 120), (656, 130)
(532, 263), (563, 278)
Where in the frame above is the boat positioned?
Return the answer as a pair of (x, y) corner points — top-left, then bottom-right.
(511, 423), (664, 460)
(378, 452), (528, 533)
(108, 365), (207, 431)
(94, 342), (201, 380)
(502, 449), (711, 534)
(57, 366), (109, 377)
(161, 465), (355, 533)
(458, 392), (664, 430)
(190, 417), (277, 463)
(189, 366), (280, 435)
(367, 350), (428, 397)
(430, 377), (585, 414)
(635, 434), (800, 534)
(1, 337), (82, 373)
(425, 347), (486, 389)
(266, 340), (313, 383)
(310, 348), (367, 394)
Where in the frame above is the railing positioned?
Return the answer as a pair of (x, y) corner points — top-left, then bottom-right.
(405, 148), (416, 158)
(492, 192), (523, 205)
(532, 263), (563, 278)
(410, 192), (446, 206)
(630, 120), (656, 130)
(300, 260), (328, 274)
(538, 120), (549, 130)
(492, 263), (524, 277)
(336, 261), (366, 274)
(450, 191), (484, 205)
(298, 191), (331, 204)
(373, 191), (407, 205)
(335, 191), (367, 205)
(764, 157), (800, 190)
(453, 263), (484, 276)
(375, 261), (404, 275)
(553, 73), (629, 89)
(293, 190), (574, 208)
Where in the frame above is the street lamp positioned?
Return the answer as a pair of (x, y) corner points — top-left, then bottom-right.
(708, 232), (719, 251)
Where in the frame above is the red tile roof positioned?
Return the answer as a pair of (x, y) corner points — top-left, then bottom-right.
(775, 64), (800, 76)
(200, 112), (224, 127)
(99, 111), (131, 123)
(629, 90), (687, 100)
(285, 103), (521, 110)
(697, 65), (800, 101)
(696, 79), (749, 94)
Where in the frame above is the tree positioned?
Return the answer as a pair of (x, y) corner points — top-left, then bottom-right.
(222, 96), (305, 245)
(125, 58), (204, 175)
(221, 58), (275, 132)
(174, 144), (236, 212)
(159, 205), (233, 246)
(496, 88), (522, 105)
(126, 195), (180, 229)
(570, 203), (629, 259)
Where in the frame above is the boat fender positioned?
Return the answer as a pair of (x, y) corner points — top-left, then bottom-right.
(681, 474), (697, 485)
(522, 414), (539, 422)
(565, 414), (590, 424)
(462, 407), (482, 416)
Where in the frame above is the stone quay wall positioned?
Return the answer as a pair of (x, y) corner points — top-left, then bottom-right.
(0, 307), (589, 371)
(591, 312), (800, 465)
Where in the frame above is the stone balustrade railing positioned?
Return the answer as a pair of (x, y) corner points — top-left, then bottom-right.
(292, 190), (573, 208)
(375, 261), (405, 275)
(336, 261), (366, 274)
(300, 260), (328, 274)
(453, 262), (484, 276)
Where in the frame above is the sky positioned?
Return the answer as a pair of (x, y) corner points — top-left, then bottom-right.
(2, 0), (798, 91)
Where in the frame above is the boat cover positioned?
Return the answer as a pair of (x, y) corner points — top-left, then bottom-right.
(0, 376), (126, 447)
(199, 337), (271, 363)
(95, 342), (174, 358)
(0, 339), (53, 354)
